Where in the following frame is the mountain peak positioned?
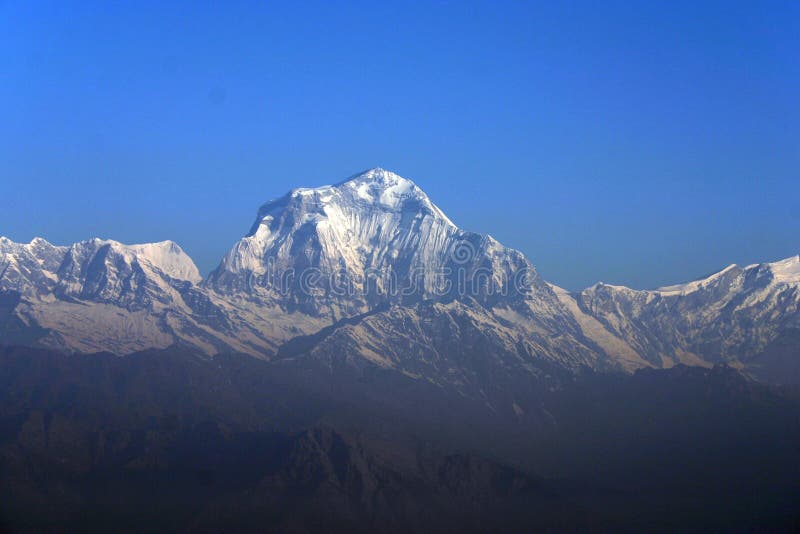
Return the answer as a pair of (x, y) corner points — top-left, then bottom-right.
(337, 167), (411, 187)
(0, 236), (56, 248)
(336, 168), (428, 210)
(290, 168), (422, 205)
(765, 254), (800, 285)
(66, 238), (202, 283)
(249, 169), (454, 238)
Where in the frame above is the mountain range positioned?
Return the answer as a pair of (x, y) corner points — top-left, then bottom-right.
(2, 168), (798, 388)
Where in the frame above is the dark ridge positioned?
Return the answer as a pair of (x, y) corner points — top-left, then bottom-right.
(1, 345), (799, 530)
(276, 303), (390, 359)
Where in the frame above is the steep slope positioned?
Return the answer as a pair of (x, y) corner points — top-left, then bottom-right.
(208, 168), (542, 315)
(0, 237), (68, 295)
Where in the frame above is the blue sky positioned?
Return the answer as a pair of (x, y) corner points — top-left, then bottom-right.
(1, 1), (798, 289)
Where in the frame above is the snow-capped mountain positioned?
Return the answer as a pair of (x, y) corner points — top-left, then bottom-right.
(0, 237), (242, 354)
(0, 237), (202, 297)
(555, 255), (800, 383)
(208, 168), (537, 316)
(203, 168), (617, 373)
(0, 237), (67, 295)
(1, 168), (799, 386)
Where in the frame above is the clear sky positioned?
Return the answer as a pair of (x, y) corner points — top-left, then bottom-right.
(1, 1), (798, 290)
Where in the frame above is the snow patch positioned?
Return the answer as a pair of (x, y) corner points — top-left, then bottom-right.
(767, 255), (800, 285)
(656, 264), (738, 296)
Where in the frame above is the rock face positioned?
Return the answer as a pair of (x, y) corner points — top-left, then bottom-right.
(1, 168), (799, 385)
(0, 237), (67, 295)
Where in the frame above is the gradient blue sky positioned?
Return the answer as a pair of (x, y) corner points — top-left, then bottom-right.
(1, 1), (798, 290)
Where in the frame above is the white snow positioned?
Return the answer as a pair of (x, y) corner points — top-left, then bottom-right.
(80, 239), (202, 283)
(218, 168), (460, 294)
(344, 168), (415, 208)
(355, 181), (374, 202)
(766, 255), (800, 284)
(656, 264), (738, 296)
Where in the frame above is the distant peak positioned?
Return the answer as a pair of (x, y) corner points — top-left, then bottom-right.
(764, 254), (800, 284)
(655, 264), (739, 296)
(72, 238), (201, 283)
(0, 236), (59, 250)
(244, 169), (456, 241)
(334, 167), (416, 190)
(341, 168), (420, 203)
(281, 169), (413, 197)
